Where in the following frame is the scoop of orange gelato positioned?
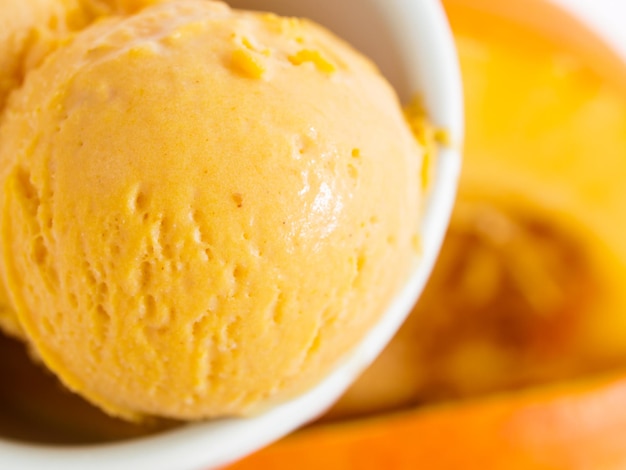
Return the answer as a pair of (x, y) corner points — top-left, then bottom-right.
(0, 0), (424, 420)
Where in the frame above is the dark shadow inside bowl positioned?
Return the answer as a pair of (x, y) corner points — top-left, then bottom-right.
(0, 333), (180, 445)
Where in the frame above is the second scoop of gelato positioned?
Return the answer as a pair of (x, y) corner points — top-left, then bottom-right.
(0, 0), (424, 420)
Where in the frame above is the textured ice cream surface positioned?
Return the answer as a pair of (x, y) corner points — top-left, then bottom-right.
(0, 0), (92, 340)
(0, 0), (158, 339)
(0, 0), (423, 420)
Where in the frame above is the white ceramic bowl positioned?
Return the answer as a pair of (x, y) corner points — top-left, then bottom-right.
(0, 1), (462, 468)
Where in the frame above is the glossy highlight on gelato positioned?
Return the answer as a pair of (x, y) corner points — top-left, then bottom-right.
(0, 0), (426, 420)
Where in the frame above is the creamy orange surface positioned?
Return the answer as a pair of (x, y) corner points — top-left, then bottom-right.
(0, 0), (89, 339)
(0, 0), (424, 420)
(0, 0), (156, 339)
